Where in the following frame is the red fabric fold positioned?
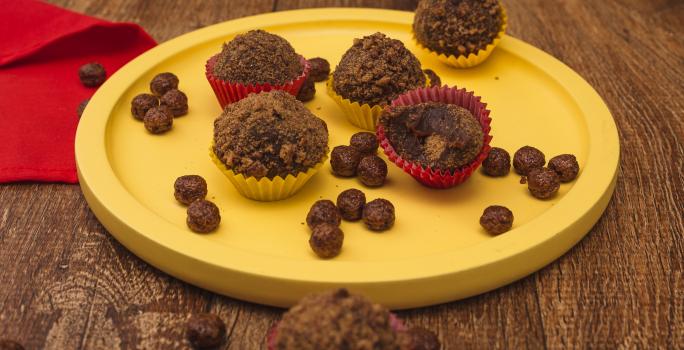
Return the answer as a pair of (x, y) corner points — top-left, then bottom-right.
(0, 0), (156, 183)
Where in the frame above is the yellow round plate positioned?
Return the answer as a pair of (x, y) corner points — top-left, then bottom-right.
(76, 8), (619, 309)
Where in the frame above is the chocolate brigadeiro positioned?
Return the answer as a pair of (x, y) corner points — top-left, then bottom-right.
(77, 98), (90, 118)
(350, 132), (379, 155)
(78, 62), (106, 87)
(332, 32), (426, 106)
(336, 188), (366, 221)
(414, 0), (503, 57)
(186, 199), (221, 233)
(480, 205), (514, 235)
(527, 167), (560, 199)
(363, 198), (395, 231)
(213, 30), (302, 85)
(307, 57), (331, 82)
(309, 224), (344, 259)
(399, 327), (441, 350)
(174, 175), (208, 205)
(482, 147), (511, 177)
(150, 72), (179, 96)
(306, 199), (341, 229)
(272, 289), (404, 349)
(185, 313), (226, 349)
(330, 145), (362, 177)
(513, 146), (545, 176)
(380, 102), (483, 171)
(357, 155), (388, 187)
(548, 154), (579, 182)
(423, 69), (441, 87)
(161, 89), (188, 117)
(213, 91), (328, 180)
(296, 75), (316, 102)
(131, 93), (159, 120)
(0, 340), (24, 350)
(143, 106), (173, 134)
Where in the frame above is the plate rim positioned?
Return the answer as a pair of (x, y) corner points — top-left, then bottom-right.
(76, 8), (620, 308)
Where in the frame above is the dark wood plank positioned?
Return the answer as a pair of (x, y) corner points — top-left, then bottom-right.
(1, 0), (682, 349)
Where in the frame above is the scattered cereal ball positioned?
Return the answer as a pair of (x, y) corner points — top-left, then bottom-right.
(349, 132), (379, 155)
(362, 198), (395, 231)
(296, 76), (316, 102)
(357, 155), (387, 187)
(336, 188), (366, 221)
(150, 72), (179, 96)
(185, 313), (226, 349)
(186, 199), (221, 233)
(174, 175), (208, 205)
(308, 57), (331, 82)
(77, 98), (90, 118)
(527, 167), (560, 199)
(143, 106), (173, 134)
(548, 154), (579, 182)
(399, 327), (441, 350)
(309, 224), (344, 259)
(78, 62), (106, 87)
(513, 146), (545, 175)
(423, 69), (441, 87)
(482, 147), (511, 177)
(161, 89), (188, 117)
(330, 145), (361, 177)
(306, 199), (341, 229)
(479, 205), (514, 235)
(131, 93), (159, 120)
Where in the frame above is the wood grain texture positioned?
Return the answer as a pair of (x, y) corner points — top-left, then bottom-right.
(1, 0), (682, 349)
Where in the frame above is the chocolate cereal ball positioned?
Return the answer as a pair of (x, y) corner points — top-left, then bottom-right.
(143, 106), (173, 134)
(330, 145), (361, 177)
(306, 200), (341, 229)
(423, 69), (441, 87)
(150, 72), (179, 96)
(527, 167), (560, 199)
(185, 313), (226, 349)
(363, 198), (395, 231)
(357, 155), (388, 187)
(309, 224), (344, 259)
(513, 146), (545, 175)
(186, 199), (221, 233)
(350, 132), (379, 155)
(161, 89), (188, 117)
(78, 62), (106, 87)
(77, 98), (90, 118)
(296, 75), (316, 102)
(336, 188), (366, 221)
(548, 154), (579, 182)
(308, 57), (331, 82)
(400, 327), (441, 350)
(131, 93), (159, 120)
(482, 147), (510, 177)
(479, 205), (513, 235)
(174, 175), (208, 205)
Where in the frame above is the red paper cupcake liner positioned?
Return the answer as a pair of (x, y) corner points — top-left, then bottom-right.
(266, 313), (406, 349)
(376, 85), (493, 189)
(205, 54), (310, 108)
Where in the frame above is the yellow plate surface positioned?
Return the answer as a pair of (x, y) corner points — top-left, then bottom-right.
(76, 8), (619, 309)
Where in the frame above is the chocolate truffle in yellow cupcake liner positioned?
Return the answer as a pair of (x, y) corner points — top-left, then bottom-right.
(211, 90), (328, 201)
(413, 0), (507, 68)
(328, 32), (426, 131)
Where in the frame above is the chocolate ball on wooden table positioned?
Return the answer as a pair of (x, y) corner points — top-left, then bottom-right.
(185, 313), (226, 349)
(399, 327), (441, 350)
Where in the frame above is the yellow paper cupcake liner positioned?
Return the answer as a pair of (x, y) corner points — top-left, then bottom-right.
(326, 76), (385, 131)
(210, 146), (327, 202)
(413, 4), (508, 69)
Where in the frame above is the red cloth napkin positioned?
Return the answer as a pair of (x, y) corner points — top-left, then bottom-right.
(0, 0), (156, 183)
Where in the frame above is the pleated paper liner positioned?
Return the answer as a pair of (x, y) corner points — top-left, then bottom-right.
(326, 76), (385, 131)
(267, 313), (407, 349)
(377, 85), (493, 189)
(205, 55), (310, 108)
(412, 4), (508, 69)
(209, 146), (327, 201)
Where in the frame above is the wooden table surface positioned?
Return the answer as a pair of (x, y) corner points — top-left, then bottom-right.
(1, 0), (682, 349)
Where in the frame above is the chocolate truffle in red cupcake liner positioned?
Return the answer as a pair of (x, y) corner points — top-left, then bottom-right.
(376, 85), (492, 189)
(205, 55), (310, 108)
